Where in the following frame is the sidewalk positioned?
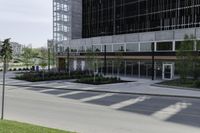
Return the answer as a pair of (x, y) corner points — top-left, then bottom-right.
(1, 72), (200, 99)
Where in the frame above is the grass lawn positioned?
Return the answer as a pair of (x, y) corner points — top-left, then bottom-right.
(158, 79), (199, 89)
(0, 120), (74, 133)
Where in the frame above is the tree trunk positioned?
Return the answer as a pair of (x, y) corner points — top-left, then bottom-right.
(93, 71), (96, 83)
(1, 60), (6, 120)
(117, 67), (120, 79)
(42, 69), (45, 80)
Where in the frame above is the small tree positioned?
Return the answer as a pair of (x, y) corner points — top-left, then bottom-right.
(39, 48), (48, 80)
(115, 52), (123, 78)
(190, 39), (200, 80)
(85, 48), (97, 82)
(0, 38), (12, 120)
(176, 35), (194, 83)
(21, 47), (38, 69)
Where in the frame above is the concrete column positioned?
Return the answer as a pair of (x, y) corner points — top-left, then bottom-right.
(172, 41), (176, 51)
(154, 42), (157, 51)
(194, 40), (197, 51)
(124, 43), (127, 52)
(138, 43), (141, 52)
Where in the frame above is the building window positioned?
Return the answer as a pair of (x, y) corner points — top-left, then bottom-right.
(93, 45), (101, 52)
(78, 46), (85, 52)
(86, 46), (92, 51)
(113, 44), (124, 52)
(175, 41), (182, 51)
(140, 42), (153, 52)
(157, 42), (173, 51)
(102, 45), (112, 52)
(126, 43), (139, 52)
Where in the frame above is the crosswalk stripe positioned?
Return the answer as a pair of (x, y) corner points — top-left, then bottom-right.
(152, 102), (192, 121)
(80, 87), (95, 90)
(54, 85), (72, 88)
(29, 83), (58, 88)
(39, 89), (56, 93)
(80, 93), (114, 102)
(110, 96), (150, 109)
(57, 91), (83, 97)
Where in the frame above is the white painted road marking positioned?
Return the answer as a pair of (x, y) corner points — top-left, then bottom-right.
(110, 96), (150, 109)
(81, 87), (96, 90)
(39, 89), (56, 93)
(54, 85), (72, 88)
(80, 93), (114, 102)
(152, 102), (192, 121)
(31, 83), (59, 87)
(57, 91), (83, 97)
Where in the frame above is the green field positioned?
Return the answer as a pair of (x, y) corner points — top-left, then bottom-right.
(0, 120), (74, 133)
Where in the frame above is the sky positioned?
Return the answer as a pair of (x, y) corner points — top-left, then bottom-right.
(0, 0), (52, 48)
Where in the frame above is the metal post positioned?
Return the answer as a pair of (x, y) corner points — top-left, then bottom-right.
(48, 45), (51, 72)
(104, 45), (107, 75)
(1, 60), (6, 120)
(67, 47), (70, 76)
(152, 43), (155, 80)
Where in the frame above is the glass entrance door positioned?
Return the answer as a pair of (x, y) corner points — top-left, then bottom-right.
(162, 64), (173, 80)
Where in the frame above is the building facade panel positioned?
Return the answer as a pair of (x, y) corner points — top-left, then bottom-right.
(125, 34), (139, 42)
(139, 32), (155, 42)
(155, 31), (174, 41)
(113, 35), (125, 43)
(174, 28), (196, 40)
(92, 37), (101, 44)
(101, 36), (113, 44)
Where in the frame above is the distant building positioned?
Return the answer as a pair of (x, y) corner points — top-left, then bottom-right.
(11, 42), (24, 57)
(0, 41), (24, 57)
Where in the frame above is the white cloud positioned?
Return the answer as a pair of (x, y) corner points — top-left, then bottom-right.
(0, 0), (52, 48)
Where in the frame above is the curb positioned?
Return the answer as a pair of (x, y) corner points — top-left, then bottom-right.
(2, 84), (200, 99)
(152, 84), (200, 92)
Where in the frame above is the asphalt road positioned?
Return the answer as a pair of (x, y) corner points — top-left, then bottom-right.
(0, 85), (200, 133)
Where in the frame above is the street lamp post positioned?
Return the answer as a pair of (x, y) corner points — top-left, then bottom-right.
(48, 44), (51, 72)
(104, 45), (107, 75)
(152, 43), (155, 80)
(67, 47), (70, 77)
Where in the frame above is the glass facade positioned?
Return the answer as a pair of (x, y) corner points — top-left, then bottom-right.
(83, 0), (200, 38)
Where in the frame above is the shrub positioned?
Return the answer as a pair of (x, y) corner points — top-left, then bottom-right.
(194, 80), (200, 88)
(76, 75), (125, 85)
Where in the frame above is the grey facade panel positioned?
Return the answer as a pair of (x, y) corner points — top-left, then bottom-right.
(174, 28), (196, 40)
(139, 32), (155, 42)
(101, 36), (113, 44)
(113, 35), (125, 43)
(92, 37), (101, 44)
(125, 34), (139, 42)
(195, 28), (200, 39)
(155, 31), (174, 41)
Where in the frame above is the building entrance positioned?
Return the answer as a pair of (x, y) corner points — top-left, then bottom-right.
(162, 64), (173, 80)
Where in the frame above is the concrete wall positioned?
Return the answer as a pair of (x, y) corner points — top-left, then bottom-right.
(65, 27), (200, 47)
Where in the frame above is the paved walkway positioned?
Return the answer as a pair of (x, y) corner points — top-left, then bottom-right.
(1, 72), (200, 98)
